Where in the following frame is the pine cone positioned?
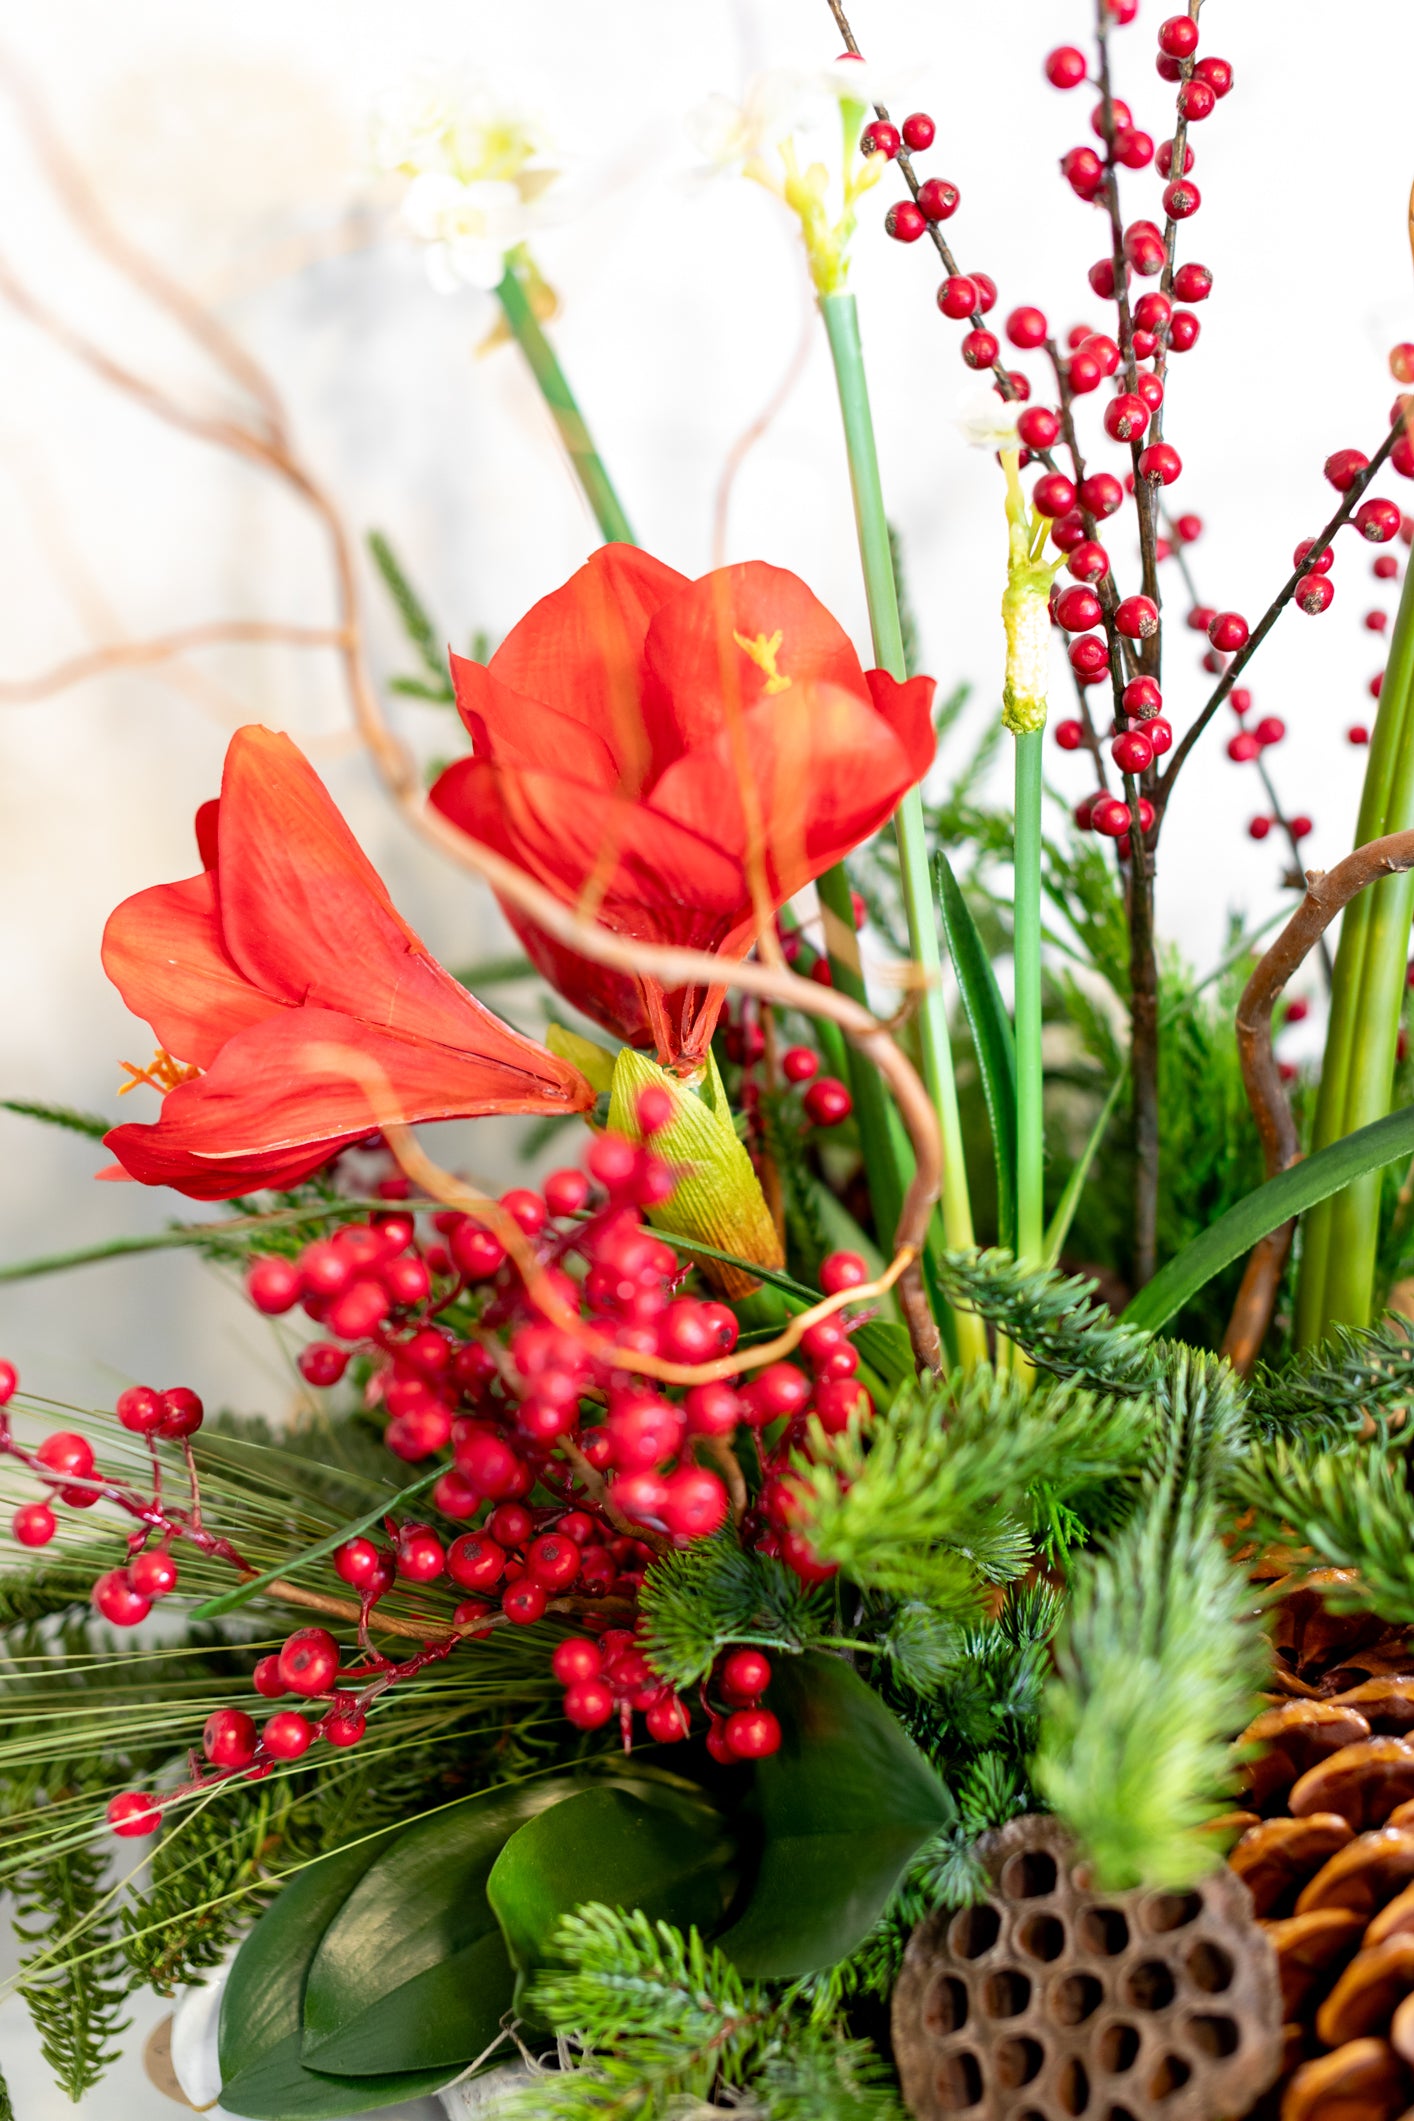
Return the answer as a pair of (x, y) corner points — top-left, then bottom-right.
(1258, 1569), (1412, 1702)
(1230, 1674), (1414, 2121)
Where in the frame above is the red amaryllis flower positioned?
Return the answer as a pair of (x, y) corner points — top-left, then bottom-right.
(101, 726), (593, 1200)
(429, 546), (935, 1066)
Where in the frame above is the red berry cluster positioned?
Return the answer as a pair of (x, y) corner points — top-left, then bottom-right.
(7, 1113), (881, 1837)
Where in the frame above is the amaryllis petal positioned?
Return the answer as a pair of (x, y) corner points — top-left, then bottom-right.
(487, 544), (686, 792)
(102, 1005), (593, 1203)
(101, 874), (282, 1070)
(864, 668), (939, 786)
(637, 560), (868, 786)
(647, 679), (931, 901)
(449, 655), (621, 789)
(215, 727), (551, 1075)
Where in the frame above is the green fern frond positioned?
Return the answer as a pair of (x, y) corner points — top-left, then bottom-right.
(12, 1831), (131, 2099)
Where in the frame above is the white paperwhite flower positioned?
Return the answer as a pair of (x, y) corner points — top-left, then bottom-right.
(956, 388), (1021, 451)
(372, 68), (547, 188)
(808, 52), (912, 111)
(688, 71), (815, 173)
(401, 171), (529, 293)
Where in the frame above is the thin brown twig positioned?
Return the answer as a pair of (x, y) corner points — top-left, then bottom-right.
(0, 622), (349, 704)
(1222, 828), (1414, 1373)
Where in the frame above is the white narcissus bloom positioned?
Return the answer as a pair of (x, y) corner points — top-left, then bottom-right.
(956, 388), (1021, 451)
(689, 71), (816, 174)
(400, 172), (529, 293)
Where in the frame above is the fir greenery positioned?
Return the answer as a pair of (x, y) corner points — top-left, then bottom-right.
(637, 1531), (829, 1689)
(934, 1249), (1157, 1388)
(505, 1905), (904, 2121)
(1247, 1319), (1414, 1442)
(11, 1829), (131, 2099)
(1228, 1438), (1414, 1622)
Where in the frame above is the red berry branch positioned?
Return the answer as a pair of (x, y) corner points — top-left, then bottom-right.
(1, 1096), (901, 1842)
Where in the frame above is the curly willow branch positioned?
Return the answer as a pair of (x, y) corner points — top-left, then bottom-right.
(0, 50), (944, 1368)
(1222, 828), (1414, 1374)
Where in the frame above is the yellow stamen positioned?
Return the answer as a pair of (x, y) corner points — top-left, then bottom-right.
(732, 629), (792, 695)
(118, 1048), (201, 1097)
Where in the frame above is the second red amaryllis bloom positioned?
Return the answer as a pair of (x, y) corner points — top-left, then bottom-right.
(101, 726), (593, 1199)
(429, 545), (936, 1066)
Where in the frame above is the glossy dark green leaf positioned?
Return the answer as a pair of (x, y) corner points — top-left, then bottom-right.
(301, 1779), (580, 2077)
(217, 1842), (455, 2118)
(936, 851), (1018, 1252)
(716, 1650), (954, 1978)
(486, 1778), (737, 2017)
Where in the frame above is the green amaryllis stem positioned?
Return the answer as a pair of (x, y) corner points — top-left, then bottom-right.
(1296, 555), (1414, 1343)
(495, 248), (636, 547)
(1013, 728), (1046, 1269)
(820, 290), (983, 1365)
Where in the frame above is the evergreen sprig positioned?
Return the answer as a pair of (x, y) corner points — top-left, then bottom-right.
(506, 1906), (901, 2121)
(792, 1369), (1154, 1604)
(1228, 1439), (1414, 1622)
(0, 1098), (112, 1141)
(1033, 1478), (1266, 1889)
(936, 1249), (1159, 1388)
(1248, 1320), (1414, 1442)
(637, 1531), (827, 1689)
(366, 529), (455, 701)
(12, 1833), (131, 2099)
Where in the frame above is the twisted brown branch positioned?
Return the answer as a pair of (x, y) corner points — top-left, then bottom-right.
(0, 622), (349, 704)
(1222, 829), (1414, 1373)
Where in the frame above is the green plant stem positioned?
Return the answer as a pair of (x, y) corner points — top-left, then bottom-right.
(1014, 728), (1045, 1271)
(1296, 556), (1414, 1343)
(820, 290), (982, 1365)
(494, 249), (635, 546)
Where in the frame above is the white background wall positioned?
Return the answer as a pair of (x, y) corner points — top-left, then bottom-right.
(0, 3), (1410, 2108)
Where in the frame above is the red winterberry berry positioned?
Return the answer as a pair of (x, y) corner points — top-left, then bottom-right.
(1017, 406), (1060, 452)
(1349, 724), (1371, 745)
(1158, 14), (1199, 56)
(449, 1222), (506, 1281)
(1006, 306), (1048, 350)
(253, 1655), (285, 1699)
(1034, 473), (1077, 518)
(1078, 472), (1124, 518)
(961, 329), (999, 370)
(1055, 585), (1103, 632)
(1061, 146), (1105, 200)
(1054, 719), (1085, 751)
(544, 1167), (590, 1219)
(916, 176), (960, 222)
(1325, 448), (1370, 493)
(1045, 45), (1088, 89)
(247, 1256), (302, 1314)
(36, 1431), (94, 1479)
(803, 1077), (852, 1127)
(263, 1710), (314, 1760)
(901, 111), (935, 151)
(12, 1503), (56, 1547)
(156, 1387), (204, 1440)
(1146, 717), (1173, 756)
(1091, 796), (1132, 838)
(1103, 393), (1150, 443)
(861, 121), (900, 159)
(1138, 442), (1182, 485)
(724, 1707), (783, 1759)
(1163, 178), (1201, 219)
(1208, 611), (1249, 652)
(1228, 731), (1261, 763)
(884, 200), (927, 244)
(129, 1548), (178, 1598)
(1290, 817), (1313, 839)
(1177, 77), (1216, 120)
(204, 1708), (258, 1769)
(322, 1708), (367, 1748)
(1069, 634), (1110, 677)
(527, 1533), (581, 1591)
(277, 1627), (340, 1697)
(93, 1568), (151, 1627)
(1112, 730), (1154, 774)
(659, 1466), (729, 1541)
(1116, 595), (1160, 640)
(502, 1578), (548, 1625)
(108, 1791), (161, 1838)
(1356, 497), (1402, 544)
(1194, 55), (1233, 96)
(1172, 262), (1212, 303)
(563, 1678), (615, 1729)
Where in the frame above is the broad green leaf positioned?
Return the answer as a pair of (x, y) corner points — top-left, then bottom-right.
(486, 1779), (737, 2018)
(218, 1843), (455, 2118)
(715, 1650), (954, 1977)
(936, 852), (1018, 1252)
(1123, 1103), (1414, 1334)
(300, 1781), (578, 2078)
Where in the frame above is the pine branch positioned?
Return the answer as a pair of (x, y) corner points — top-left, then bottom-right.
(0, 1098), (112, 1141)
(754, 2034), (906, 2121)
(1228, 1439), (1414, 1623)
(12, 1831), (131, 2099)
(637, 1531), (828, 1689)
(122, 1780), (288, 1991)
(366, 529), (455, 699)
(792, 1369), (1155, 1604)
(1249, 1320), (1414, 1442)
(1033, 1479), (1267, 1889)
(935, 1248), (1158, 1389)
(0, 1558), (102, 1628)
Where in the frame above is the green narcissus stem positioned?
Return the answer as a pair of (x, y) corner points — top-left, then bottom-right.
(1013, 727), (1045, 1271)
(820, 289), (984, 1367)
(1296, 554), (1414, 1343)
(495, 248), (636, 547)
